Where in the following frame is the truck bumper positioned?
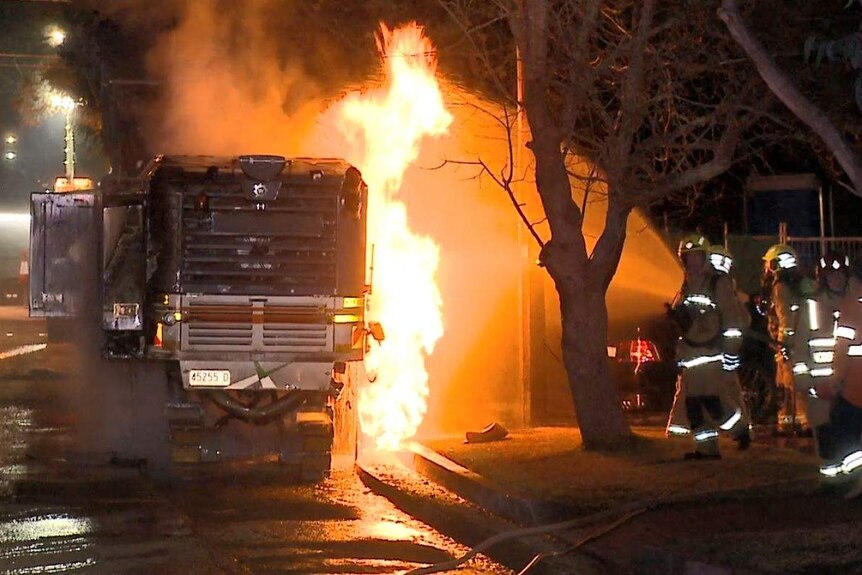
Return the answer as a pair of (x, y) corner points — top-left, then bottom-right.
(179, 360), (333, 391)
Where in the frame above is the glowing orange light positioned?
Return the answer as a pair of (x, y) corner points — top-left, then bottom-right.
(332, 23), (452, 451)
(630, 338), (659, 374)
(53, 176), (93, 193)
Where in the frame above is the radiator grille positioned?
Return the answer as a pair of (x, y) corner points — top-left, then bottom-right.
(263, 324), (329, 350)
(181, 299), (333, 352)
(187, 322), (254, 348)
(180, 182), (338, 295)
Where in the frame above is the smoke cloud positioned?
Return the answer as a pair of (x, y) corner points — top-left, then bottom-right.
(77, 0), (374, 156)
(143, 1), (325, 155)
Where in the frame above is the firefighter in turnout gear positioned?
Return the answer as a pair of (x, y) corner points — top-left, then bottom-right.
(801, 252), (862, 497)
(667, 245), (752, 450)
(762, 244), (816, 434)
(711, 245), (752, 446)
(667, 236), (748, 459)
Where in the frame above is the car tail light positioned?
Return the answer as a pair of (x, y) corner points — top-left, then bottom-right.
(629, 338), (660, 365)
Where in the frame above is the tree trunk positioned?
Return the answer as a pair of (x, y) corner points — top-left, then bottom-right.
(542, 236), (632, 450)
(561, 288), (630, 450)
(514, 0), (631, 449)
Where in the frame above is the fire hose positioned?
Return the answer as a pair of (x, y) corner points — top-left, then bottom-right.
(404, 445), (812, 575)
(403, 502), (648, 575)
(411, 326), (798, 573)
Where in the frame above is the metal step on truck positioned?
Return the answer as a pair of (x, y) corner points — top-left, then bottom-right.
(29, 155), (374, 480)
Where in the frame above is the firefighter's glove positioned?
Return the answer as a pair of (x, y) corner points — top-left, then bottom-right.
(722, 353), (741, 372)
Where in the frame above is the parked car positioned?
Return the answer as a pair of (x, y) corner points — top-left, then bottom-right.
(607, 336), (678, 413)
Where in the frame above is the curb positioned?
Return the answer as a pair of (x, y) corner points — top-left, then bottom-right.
(355, 459), (603, 574)
(403, 441), (740, 575)
(405, 441), (577, 525)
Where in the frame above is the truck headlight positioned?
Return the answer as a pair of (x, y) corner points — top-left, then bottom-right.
(163, 311), (182, 326)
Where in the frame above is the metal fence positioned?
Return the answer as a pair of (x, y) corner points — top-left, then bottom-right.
(786, 237), (862, 271)
(723, 232), (862, 292)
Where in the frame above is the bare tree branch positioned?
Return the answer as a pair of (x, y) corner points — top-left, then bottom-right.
(718, 0), (862, 196)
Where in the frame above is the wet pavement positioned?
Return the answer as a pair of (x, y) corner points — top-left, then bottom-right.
(0, 308), (46, 354)
(161, 458), (511, 575)
(0, 325), (510, 574)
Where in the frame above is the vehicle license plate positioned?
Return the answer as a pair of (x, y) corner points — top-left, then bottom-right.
(189, 369), (231, 387)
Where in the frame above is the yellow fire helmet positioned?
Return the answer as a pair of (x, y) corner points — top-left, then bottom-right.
(678, 234), (710, 258)
(709, 245), (733, 274)
(763, 244), (798, 270)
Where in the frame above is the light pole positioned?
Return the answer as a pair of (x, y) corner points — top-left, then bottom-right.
(48, 93), (78, 179)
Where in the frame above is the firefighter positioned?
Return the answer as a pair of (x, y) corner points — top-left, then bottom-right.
(666, 244), (751, 449)
(832, 333), (862, 497)
(792, 251), (859, 483)
(711, 245), (752, 446)
(800, 252), (862, 497)
(667, 235), (748, 459)
(761, 244), (816, 435)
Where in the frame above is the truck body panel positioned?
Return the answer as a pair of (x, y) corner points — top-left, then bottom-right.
(29, 192), (98, 318)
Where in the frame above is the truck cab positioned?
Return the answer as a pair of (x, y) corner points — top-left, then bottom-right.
(30, 155), (370, 479)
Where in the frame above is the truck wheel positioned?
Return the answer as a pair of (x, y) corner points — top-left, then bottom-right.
(298, 452), (333, 483)
(279, 403), (333, 483)
(124, 361), (173, 476)
(75, 353), (172, 476)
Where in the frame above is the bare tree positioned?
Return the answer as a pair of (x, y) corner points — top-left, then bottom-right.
(719, 0), (862, 197)
(441, 0), (762, 448)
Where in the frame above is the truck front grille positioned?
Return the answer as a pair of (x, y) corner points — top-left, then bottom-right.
(263, 323), (329, 350)
(180, 297), (333, 353)
(180, 184), (338, 295)
(187, 322), (254, 348)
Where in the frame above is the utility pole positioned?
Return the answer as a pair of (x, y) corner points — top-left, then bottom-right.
(515, 48), (544, 427)
(515, 47), (529, 426)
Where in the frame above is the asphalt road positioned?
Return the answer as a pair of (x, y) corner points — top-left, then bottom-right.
(0, 306), (46, 355)
(0, 316), (509, 574)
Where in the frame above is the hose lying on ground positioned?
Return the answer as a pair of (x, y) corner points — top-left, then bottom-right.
(403, 495), (654, 575)
(404, 444), (814, 575)
(513, 507), (648, 575)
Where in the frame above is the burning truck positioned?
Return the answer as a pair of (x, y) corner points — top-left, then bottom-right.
(29, 155), (374, 480)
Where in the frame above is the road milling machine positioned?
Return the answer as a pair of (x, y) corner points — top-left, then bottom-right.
(29, 155), (372, 480)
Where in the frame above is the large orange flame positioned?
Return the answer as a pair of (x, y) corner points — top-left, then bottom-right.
(333, 23), (452, 450)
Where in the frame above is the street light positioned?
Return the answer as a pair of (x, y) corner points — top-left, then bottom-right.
(5, 135), (17, 145)
(46, 90), (81, 179)
(45, 26), (66, 48)
(48, 93), (76, 113)
(4, 151), (16, 161)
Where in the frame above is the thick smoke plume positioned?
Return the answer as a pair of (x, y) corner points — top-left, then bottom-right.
(144, 1), (326, 155)
(78, 0), (364, 156)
